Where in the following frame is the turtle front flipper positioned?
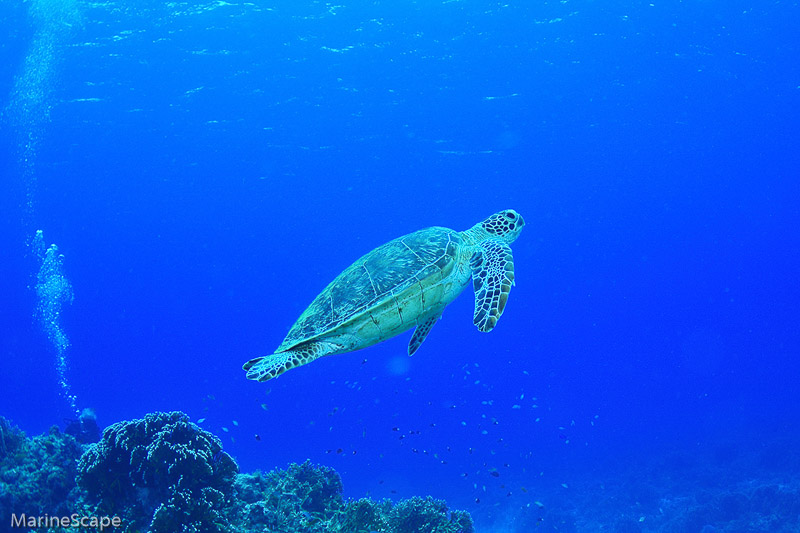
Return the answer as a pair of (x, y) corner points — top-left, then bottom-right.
(243, 341), (340, 381)
(408, 315), (440, 356)
(470, 240), (515, 333)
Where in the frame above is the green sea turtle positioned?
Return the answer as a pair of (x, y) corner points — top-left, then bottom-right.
(243, 209), (524, 382)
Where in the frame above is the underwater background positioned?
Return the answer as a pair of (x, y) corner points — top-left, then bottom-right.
(1, 0), (799, 531)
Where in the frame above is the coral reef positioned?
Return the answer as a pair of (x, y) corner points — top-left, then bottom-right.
(78, 411), (238, 533)
(6, 410), (800, 532)
(337, 496), (474, 533)
(233, 460), (473, 533)
(0, 411), (474, 532)
(339, 497), (391, 532)
(0, 417), (83, 521)
(387, 496), (474, 533)
(234, 460), (344, 531)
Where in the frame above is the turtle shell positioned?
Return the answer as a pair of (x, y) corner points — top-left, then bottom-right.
(278, 226), (462, 351)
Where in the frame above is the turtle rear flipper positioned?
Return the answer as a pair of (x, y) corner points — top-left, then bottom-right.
(407, 315), (440, 356)
(243, 341), (340, 382)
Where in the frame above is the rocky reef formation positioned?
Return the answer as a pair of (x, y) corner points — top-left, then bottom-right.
(0, 412), (473, 533)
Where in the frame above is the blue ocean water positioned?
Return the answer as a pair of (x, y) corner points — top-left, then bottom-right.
(1, 0), (799, 530)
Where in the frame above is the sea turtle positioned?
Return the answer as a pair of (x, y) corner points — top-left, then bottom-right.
(243, 209), (525, 382)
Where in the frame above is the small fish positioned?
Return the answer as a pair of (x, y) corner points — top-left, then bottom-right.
(197, 418), (206, 424)
(254, 434), (261, 441)
(490, 470), (500, 478)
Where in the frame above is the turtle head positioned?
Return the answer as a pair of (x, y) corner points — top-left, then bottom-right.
(476, 209), (524, 243)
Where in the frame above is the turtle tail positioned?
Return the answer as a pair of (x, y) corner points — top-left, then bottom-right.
(243, 341), (338, 382)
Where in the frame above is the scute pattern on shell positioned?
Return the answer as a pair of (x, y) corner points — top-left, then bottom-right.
(278, 227), (461, 351)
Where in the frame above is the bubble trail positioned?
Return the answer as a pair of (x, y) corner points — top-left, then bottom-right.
(6, 0), (83, 415)
(32, 230), (78, 415)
